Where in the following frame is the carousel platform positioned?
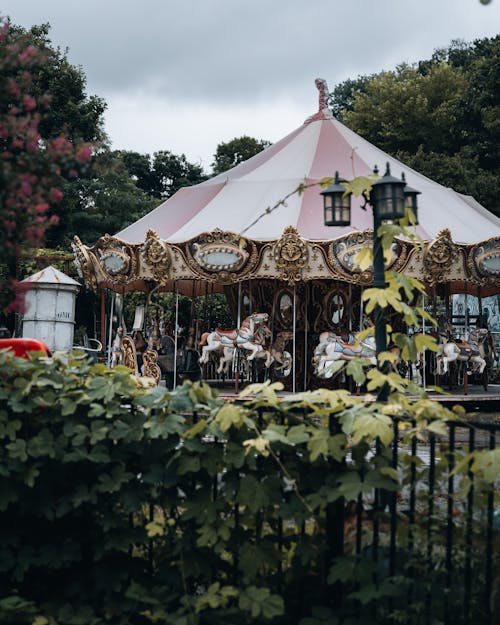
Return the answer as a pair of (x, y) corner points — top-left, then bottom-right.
(213, 384), (500, 415)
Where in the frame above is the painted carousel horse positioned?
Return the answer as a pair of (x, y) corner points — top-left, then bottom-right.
(313, 332), (377, 378)
(250, 329), (294, 374)
(198, 312), (270, 373)
(435, 330), (486, 376)
(469, 327), (496, 368)
(209, 322), (273, 376)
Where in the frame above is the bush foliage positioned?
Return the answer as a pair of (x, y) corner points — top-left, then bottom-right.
(1, 351), (498, 625)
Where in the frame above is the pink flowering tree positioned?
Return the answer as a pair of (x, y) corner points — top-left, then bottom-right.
(0, 20), (93, 313)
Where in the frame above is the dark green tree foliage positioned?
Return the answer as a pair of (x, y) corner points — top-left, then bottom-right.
(329, 37), (500, 217)
(120, 149), (206, 200)
(211, 136), (271, 175)
(48, 150), (157, 247)
(9, 23), (106, 144)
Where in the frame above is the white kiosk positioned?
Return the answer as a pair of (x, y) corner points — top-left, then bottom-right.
(21, 266), (80, 352)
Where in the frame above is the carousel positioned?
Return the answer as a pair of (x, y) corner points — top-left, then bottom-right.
(72, 79), (500, 393)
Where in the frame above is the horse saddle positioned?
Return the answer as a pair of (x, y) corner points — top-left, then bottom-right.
(456, 341), (479, 357)
(340, 342), (363, 358)
(215, 328), (238, 340)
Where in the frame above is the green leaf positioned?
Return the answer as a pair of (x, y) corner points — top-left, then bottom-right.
(308, 428), (330, 461)
(415, 333), (439, 353)
(346, 359), (367, 385)
(146, 520), (165, 538)
(239, 586), (284, 620)
(353, 247), (373, 271)
(6, 439), (27, 461)
(471, 448), (500, 483)
(362, 287), (402, 313)
(215, 403), (245, 432)
(182, 418), (207, 439)
(352, 412), (394, 446)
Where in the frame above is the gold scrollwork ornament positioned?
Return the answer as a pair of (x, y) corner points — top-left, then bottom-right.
(274, 226), (308, 283)
(423, 229), (458, 285)
(141, 229), (170, 281)
(72, 235), (98, 291)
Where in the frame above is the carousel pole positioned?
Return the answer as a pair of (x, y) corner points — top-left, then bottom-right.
(202, 281), (208, 332)
(173, 282), (179, 390)
(292, 284), (297, 394)
(234, 281), (242, 394)
(100, 287), (106, 356)
(107, 292), (115, 368)
(422, 292), (427, 390)
(348, 283), (352, 334)
(303, 282), (309, 391)
(359, 287), (364, 332)
(464, 291), (469, 339)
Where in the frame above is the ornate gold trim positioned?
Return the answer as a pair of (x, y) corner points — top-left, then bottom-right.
(72, 236), (98, 291)
(467, 236), (500, 287)
(273, 226), (308, 283)
(185, 229), (259, 282)
(93, 234), (138, 285)
(423, 229), (458, 285)
(141, 229), (171, 282)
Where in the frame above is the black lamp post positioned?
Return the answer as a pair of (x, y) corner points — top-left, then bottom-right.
(321, 162), (420, 400)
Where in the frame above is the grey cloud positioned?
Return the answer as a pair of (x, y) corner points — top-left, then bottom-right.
(2, 0), (499, 106)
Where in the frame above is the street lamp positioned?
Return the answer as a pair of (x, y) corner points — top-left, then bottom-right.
(321, 162), (420, 400)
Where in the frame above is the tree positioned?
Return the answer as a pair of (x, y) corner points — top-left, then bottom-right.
(8, 22), (106, 144)
(211, 136), (271, 175)
(329, 37), (500, 217)
(120, 149), (206, 200)
(62, 151), (157, 246)
(0, 19), (93, 313)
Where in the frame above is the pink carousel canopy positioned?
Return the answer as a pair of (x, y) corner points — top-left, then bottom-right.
(117, 79), (500, 246)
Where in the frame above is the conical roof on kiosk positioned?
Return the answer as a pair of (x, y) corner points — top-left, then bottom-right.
(117, 79), (499, 246)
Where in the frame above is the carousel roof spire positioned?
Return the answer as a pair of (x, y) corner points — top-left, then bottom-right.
(304, 77), (334, 124)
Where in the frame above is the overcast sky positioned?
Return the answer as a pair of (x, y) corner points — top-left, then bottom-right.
(2, 1), (499, 171)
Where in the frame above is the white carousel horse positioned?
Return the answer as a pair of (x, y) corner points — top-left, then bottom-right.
(198, 312), (270, 372)
(436, 331), (486, 376)
(313, 332), (377, 378)
(211, 323), (273, 376)
(110, 326), (124, 368)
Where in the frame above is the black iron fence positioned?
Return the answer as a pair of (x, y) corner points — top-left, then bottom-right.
(329, 418), (500, 625)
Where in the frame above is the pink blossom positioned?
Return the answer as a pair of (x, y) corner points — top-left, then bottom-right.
(18, 46), (37, 66)
(68, 169), (78, 179)
(26, 140), (39, 154)
(49, 215), (60, 225)
(22, 95), (36, 111)
(75, 144), (92, 163)
(49, 187), (64, 203)
(35, 202), (49, 214)
(24, 226), (45, 245)
(20, 181), (33, 197)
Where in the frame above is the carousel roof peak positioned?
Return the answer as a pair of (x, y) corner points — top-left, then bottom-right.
(304, 78), (334, 124)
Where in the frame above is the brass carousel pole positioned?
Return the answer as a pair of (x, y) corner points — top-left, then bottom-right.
(292, 284), (296, 394)
(173, 281), (179, 390)
(107, 292), (115, 368)
(303, 282), (309, 392)
(234, 281), (242, 394)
